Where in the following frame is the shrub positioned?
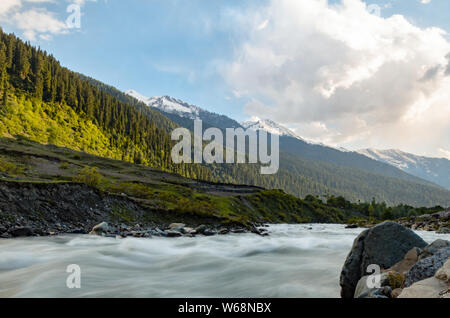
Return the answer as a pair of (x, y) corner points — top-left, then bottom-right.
(388, 272), (405, 289)
(59, 162), (69, 170)
(0, 157), (24, 175)
(73, 166), (103, 188)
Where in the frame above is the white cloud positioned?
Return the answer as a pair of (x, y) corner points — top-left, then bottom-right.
(11, 8), (69, 41)
(420, 0), (431, 4)
(224, 0), (450, 157)
(256, 19), (269, 31)
(0, 0), (22, 15)
(0, 0), (98, 41)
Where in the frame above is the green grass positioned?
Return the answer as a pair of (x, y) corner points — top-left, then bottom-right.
(0, 156), (25, 176)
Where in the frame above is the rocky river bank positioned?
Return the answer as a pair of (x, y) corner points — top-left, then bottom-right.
(0, 180), (267, 239)
(397, 210), (450, 234)
(340, 221), (449, 298)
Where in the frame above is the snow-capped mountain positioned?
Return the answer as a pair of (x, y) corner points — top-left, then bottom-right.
(242, 119), (352, 153)
(242, 119), (304, 140)
(126, 90), (201, 120)
(358, 149), (450, 190)
(125, 89), (441, 188)
(126, 89), (242, 130)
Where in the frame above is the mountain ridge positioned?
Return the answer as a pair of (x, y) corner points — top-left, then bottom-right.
(358, 148), (450, 190)
(126, 89), (441, 189)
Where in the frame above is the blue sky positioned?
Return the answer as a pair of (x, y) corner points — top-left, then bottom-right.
(1, 0), (450, 158)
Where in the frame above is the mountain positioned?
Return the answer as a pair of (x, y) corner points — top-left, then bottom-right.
(125, 90), (241, 131)
(358, 149), (450, 190)
(127, 90), (438, 187)
(126, 91), (201, 119)
(242, 119), (303, 140)
(124, 90), (450, 206)
(242, 118), (350, 151)
(241, 118), (439, 188)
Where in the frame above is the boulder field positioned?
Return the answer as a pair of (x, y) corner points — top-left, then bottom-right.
(340, 221), (449, 298)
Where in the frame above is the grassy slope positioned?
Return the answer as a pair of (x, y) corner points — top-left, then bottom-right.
(0, 137), (356, 226)
(0, 94), (124, 160)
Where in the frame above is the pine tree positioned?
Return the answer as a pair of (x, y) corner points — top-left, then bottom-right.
(15, 43), (30, 81)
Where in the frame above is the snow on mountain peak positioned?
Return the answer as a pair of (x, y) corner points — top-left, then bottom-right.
(125, 89), (149, 102)
(126, 90), (200, 119)
(357, 148), (450, 189)
(242, 118), (303, 140)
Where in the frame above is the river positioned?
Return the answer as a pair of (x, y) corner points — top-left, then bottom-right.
(0, 224), (448, 298)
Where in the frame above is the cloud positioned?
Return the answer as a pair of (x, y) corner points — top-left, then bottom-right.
(0, 0), (97, 41)
(11, 8), (69, 41)
(223, 0), (450, 157)
(0, 0), (22, 15)
(420, 0), (431, 4)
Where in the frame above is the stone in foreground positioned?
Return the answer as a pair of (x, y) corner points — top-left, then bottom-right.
(404, 247), (450, 287)
(399, 259), (450, 298)
(399, 277), (449, 298)
(340, 221), (427, 298)
(435, 259), (450, 283)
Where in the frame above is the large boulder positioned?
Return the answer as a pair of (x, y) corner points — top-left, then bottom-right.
(399, 259), (450, 298)
(398, 277), (448, 298)
(340, 222), (427, 298)
(404, 247), (450, 287)
(389, 247), (422, 275)
(418, 239), (450, 260)
(435, 259), (450, 283)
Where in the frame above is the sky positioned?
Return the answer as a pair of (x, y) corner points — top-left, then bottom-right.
(0, 0), (450, 159)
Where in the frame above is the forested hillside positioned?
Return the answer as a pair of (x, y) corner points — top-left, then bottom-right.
(0, 28), (212, 180)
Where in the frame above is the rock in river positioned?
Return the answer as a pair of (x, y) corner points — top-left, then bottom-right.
(89, 222), (109, 235)
(340, 221), (427, 298)
(9, 227), (34, 237)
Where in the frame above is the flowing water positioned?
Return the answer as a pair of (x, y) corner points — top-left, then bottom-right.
(0, 224), (448, 298)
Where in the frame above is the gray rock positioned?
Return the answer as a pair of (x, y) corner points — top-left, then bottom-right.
(399, 276), (449, 298)
(180, 227), (194, 234)
(437, 227), (450, 234)
(195, 225), (208, 234)
(357, 286), (391, 299)
(168, 223), (185, 231)
(435, 259), (450, 283)
(9, 227), (34, 237)
(340, 221), (427, 298)
(218, 228), (230, 235)
(405, 247), (450, 287)
(421, 239), (450, 258)
(203, 229), (217, 236)
(89, 222), (109, 235)
(345, 224), (358, 229)
(354, 272), (391, 298)
(166, 230), (182, 238)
